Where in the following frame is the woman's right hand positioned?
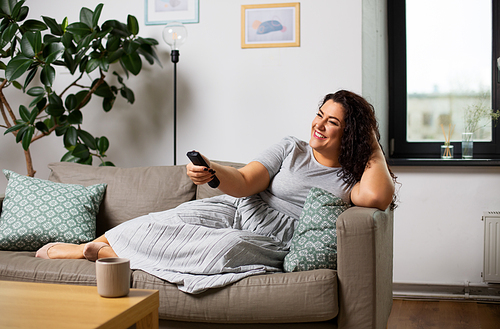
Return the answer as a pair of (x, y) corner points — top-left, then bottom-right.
(186, 154), (216, 186)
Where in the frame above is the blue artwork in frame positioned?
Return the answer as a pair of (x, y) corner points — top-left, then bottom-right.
(145, 0), (199, 25)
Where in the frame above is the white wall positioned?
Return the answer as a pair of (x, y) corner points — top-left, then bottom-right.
(0, 0), (362, 186)
(1, 0), (496, 289)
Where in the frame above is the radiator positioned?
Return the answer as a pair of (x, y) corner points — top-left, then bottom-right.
(483, 211), (500, 283)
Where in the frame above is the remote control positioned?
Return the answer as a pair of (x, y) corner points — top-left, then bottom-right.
(186, 151), (220, 188)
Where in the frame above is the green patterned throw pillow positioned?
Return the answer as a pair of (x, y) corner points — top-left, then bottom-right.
(284, 187), (349, 272)
(0, 170), (107, 251)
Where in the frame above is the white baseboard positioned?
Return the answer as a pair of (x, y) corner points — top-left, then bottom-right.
(393, 282), (500, 302)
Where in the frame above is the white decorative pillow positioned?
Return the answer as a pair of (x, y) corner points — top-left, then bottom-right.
(284, 187), (349, 272)
(0, 170), (107, 251)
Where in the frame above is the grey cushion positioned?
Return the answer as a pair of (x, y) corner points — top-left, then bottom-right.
(0, 250), (97, 285)
(132, 268), (338, 323)
(47, 162), (197, 236)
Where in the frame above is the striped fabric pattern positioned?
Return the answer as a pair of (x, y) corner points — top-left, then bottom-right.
(105, 194), (295, 294)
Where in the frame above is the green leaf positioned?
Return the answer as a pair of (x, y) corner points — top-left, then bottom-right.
(127, 15), (139, 35)
(6, 55), (33, 81)
(11, 0), (25, 19)
(64, 93), (77, 111)
(61, 151), (78, 163)
(1, 23), (18, 45)
(43, 117), (55, 130)
(106, 34), (120, 52)
(64, 126), (77, 147)
(35, 121), (49, 133)
(28, 107), (38, 124)
(0, 0), (16, 15)
(21, 31), (41, 57)
(78, 129), (97, 150)
(15, 125), (28, 143)
(49, 92), (63, 108)
(19, 104), (29, 122)
(28, 95), (44, 109)
(16, 6), (28, 22)
(23, 66), (37, 90)
(85, 58), (99, 73)
(93, 79), (113, 98)
(67, 109), (82, 124)
(120, 51), (141, 75)
(45, 105), (64, 117)
(43, 42), (64, 63)
(40, 64), (55, 87)
(4, 123), (24, 135)
(62, 17), (68, 32)
(72, 143), (90, 159)
(26, 86), (45, 96)
(80, 7), (93, 28)
(21, 19), (47, 32)
(75, 90), (90, 109)
(66, 22), (91, 37)
(120, 86), (135, 104)
(12, 80), (21, 89)
(92, 3), (103, 28)
(42, 16), (64, 36)
(99, 161), (115, 167)
(97, 136), (109, 154)
(21, 125), (34, 150)
(102, 96), (115, 112)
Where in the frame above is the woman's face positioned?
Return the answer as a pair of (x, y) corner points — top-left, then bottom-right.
(309, 100), (345, 167)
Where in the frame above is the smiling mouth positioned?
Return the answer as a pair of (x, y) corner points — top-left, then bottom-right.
(314, 130), (326, 139)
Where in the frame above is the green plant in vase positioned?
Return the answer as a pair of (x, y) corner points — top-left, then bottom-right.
(0, 1), (161, 177)
(462, 94), (500, 159)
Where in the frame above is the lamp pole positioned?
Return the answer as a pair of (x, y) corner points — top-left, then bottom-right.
(171, 50), (179, 165)
(163, 22), (187, 165)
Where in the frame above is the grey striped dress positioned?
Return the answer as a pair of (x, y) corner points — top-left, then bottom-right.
(105, 136), (352, 294)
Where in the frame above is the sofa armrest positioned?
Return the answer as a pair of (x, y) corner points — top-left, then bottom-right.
(336, 206), (393, 329)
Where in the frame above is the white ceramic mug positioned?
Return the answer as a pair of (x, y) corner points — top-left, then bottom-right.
(96, 257), (130, 298)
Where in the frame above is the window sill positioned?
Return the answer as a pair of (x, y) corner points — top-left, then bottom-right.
(388, 158), (500, 166)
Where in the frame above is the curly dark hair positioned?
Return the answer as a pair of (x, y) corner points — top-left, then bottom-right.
(320, 90), (398, 209)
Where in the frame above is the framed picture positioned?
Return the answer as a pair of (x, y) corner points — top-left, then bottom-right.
(241, 3), (300, 49)
(145, 0), (199, 25)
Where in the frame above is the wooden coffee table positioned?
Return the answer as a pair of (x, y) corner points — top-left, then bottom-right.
(0, 280), (159, 329)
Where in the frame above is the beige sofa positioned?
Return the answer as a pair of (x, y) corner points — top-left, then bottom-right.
(0, 162), (394, 329)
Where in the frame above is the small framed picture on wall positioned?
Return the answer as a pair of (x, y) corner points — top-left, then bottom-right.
(145, 0), (199, 25)
(241, 3), (300, 49)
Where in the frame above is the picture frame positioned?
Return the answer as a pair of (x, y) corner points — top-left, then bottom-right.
(145, 0), (199, 25)
(241, 3), (300, 49)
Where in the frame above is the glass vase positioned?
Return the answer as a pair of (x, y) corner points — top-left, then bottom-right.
(440, 145), (453, 159)
(462, 132), (473, 159)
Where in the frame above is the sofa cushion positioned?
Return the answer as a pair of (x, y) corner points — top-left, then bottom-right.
(0, 250), (98, 285)
(132, 269), (338, 323)
(0, 170), (106, 251)
(47, 162), (197, 236)
(284, 187), (349, 272)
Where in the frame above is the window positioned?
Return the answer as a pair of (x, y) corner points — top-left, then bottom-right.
(388, 0), (500, 159)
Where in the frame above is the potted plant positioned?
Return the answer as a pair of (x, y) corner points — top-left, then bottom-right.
(0, 1), (161, 176)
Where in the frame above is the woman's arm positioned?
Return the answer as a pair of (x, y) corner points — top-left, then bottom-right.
(350, 135), (395, 210)
(187, 157), (270, 198)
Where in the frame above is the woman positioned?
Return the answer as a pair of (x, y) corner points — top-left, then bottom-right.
(36, 90), (396, 293)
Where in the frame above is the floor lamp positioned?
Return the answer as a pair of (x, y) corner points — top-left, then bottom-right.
(163, 22), (187, 165)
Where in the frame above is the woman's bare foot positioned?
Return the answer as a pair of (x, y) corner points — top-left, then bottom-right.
(36, 243), (85, 259)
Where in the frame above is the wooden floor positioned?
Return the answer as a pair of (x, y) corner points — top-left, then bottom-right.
(387, 299), (500, 329)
